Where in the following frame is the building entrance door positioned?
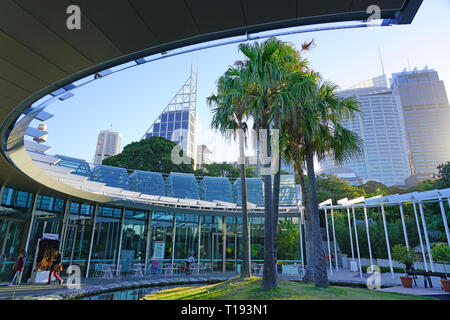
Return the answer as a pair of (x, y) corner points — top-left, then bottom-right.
(0, 218), (25, 283)
(211, 232), (224, 272)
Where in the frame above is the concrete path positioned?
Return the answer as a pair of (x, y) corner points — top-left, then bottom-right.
(0, 273), (237, 300)
(2, 269), (449, 300)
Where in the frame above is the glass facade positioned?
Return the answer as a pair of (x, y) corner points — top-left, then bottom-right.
(233, 178), (264, 205)
(62, 203), (95, 276)
(199, 176), (232, 202)
(0, 184), (304, 283)
(165, 172), (199, 199)
(120, 210), (148, 273)
(89, 207), (122, 276)
(277, 175), (298, 205)
(129, 170), (165, 196)
(321, 81), (411, 186)
(55, 154), (92, 178)
(391, 68), (450, 177)
(91, 164), (129, 190)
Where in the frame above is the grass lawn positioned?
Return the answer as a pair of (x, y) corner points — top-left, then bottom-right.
(144, 276), (435, 300)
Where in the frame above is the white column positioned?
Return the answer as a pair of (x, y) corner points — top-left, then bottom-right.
(171, 213), (177, 265)
(145, 211), (152, 275)
(352, 207), (363, 278)
(418, 202), (435, 272)
(363, 205), (373, 267)
(115, 208), (125, 276)
(346, 207), (355, 267)
(24, 193), (39, 253)
(331, 208), (338, 271)
(324, 208), (333, 275)
(197, 216), (201, 266)
(438, 197), (450, 247)
(399, 203), (410, 249)
(85, 204), (99, 278)
(380, 204), (394, 279)
(412, 202), (428, 271)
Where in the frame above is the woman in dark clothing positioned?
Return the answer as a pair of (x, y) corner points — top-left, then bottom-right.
(47, 249), (63, 285)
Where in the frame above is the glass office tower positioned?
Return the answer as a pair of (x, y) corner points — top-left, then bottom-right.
(321, 76), (411, 186)
(391, 67), (450, 185)
(144, 68), (198, 164)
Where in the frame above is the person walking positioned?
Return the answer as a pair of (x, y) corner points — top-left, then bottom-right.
(47, 249), (63, 285)
(8, 250), (26, 287)
(185, 253), (195, 275)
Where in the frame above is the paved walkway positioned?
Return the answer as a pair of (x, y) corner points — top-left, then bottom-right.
(0, 273), (237, 300)
(2, 269), (449, 300)
(280, 268), (450, 299)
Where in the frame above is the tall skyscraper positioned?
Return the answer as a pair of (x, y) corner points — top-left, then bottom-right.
(321, 75), (411, 186)
(391, 67), (450, 187)
(94, 130), (122, 165)
(143, 67), (198, 165)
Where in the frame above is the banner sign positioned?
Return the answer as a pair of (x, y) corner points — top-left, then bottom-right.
(152, 241), (165, 259)
(42, 233), (59, 240)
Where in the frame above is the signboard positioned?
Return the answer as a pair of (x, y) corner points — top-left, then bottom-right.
(152, 241), (165, 259)
(42, 233), (59, 240)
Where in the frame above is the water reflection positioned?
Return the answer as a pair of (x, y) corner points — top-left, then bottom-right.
(82, 284), (201, 300)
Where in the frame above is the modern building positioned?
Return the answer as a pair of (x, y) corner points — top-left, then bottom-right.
(196, 145), (212, 169)
(233, 177), (264, 205)
(0, 1), (422, 284)
(129, 170), (165, 196)
(165, 172), (200, 200)
(143, 68), (198, 166)
(54, 154), (92, 179)
(199, 176), (233, 203)
(91, 164), (130, 190)
(321, 76), (411, 187)
(391, 67), (450, 185)
(94, 130), (122, 165)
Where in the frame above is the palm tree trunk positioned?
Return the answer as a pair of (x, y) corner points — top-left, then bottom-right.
(305, 144), (329, 287)
(238, 125), (251, 278)
(262, 123), (277, 290)
(297, 167), (314, 282)
(272, 116), (281, 271)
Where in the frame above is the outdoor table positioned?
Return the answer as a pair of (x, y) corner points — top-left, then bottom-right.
(101, 264), (115, 279)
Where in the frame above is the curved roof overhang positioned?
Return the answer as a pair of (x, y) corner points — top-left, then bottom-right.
(0, 0), (423, 209)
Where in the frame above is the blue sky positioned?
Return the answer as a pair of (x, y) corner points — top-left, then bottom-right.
(42, 0), (450, 164)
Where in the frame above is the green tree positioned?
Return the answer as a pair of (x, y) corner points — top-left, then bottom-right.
(207, 63), (252, 278)
(238, 38), (305, 289)
(102, 136), (194, 174)
(291, 72), (363, 287)
(433, 161), (450, 189)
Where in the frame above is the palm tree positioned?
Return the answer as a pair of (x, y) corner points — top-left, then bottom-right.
(238, 38), (305, 289)
(207, 64), (252, 278)
(289, 71), (363, 287)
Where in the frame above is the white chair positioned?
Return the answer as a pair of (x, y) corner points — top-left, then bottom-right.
(132, 263), (143, 277)
(203, 262), (213, 273)
(93, 263), (103, 278)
